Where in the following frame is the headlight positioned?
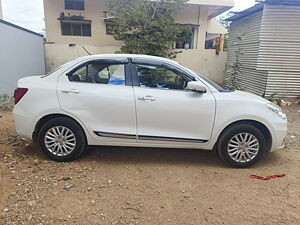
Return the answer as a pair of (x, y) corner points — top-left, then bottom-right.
(266, 103), (286, 119)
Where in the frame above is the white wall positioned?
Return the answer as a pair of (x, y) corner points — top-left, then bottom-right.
(45, 43), (227, 84)
(0, 22), (45, 95)
(176, 49), (227, 84)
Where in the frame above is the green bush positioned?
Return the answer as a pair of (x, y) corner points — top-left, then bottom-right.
(0, 94), (14, 111)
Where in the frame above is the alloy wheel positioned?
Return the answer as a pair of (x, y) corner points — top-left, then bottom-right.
(44, 126), (76, 156)
(227, 132), (260, 163)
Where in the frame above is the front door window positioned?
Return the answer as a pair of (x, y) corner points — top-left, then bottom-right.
(135, 64), (192, 90)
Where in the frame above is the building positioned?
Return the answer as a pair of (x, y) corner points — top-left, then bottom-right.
(226, 0), (300, 98)
(43, 0), (234, 84)
(0, 20), (45, 95)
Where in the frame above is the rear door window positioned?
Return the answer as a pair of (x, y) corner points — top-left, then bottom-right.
(69, 62), (126, 85)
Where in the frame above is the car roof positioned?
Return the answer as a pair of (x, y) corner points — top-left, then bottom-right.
(73, 54), (179, 65)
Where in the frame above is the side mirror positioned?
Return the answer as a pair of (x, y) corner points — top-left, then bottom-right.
(187, 81), (207, 93)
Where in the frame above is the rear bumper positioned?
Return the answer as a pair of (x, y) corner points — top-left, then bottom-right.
(13, 105), (34, 140)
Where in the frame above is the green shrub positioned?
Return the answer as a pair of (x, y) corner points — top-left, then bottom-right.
(0, 94), (14, 111)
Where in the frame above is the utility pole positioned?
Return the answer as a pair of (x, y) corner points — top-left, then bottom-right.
(0, 0), (3, 19)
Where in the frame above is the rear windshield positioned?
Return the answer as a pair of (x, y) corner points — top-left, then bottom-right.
(42, 59), (80, 78)
(42, 66), (63, 78)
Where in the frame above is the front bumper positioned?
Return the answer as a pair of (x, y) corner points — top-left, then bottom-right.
(269, 121), (288, 152)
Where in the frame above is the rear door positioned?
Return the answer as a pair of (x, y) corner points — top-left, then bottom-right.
(57, 58), (137, 143)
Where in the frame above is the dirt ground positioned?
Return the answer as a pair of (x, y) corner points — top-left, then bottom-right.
(0, 104), (299, 225)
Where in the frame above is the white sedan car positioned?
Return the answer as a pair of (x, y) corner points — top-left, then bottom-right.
(13, 54), (287, 167)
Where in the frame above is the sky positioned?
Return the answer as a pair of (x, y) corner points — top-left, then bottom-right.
(1, 0), (256, 33)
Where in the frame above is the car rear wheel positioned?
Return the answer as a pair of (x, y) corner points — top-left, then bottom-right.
(217, 124), (266, 168)
(38, 117), (86, 162)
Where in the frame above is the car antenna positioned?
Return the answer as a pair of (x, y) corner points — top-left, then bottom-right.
(82, 46), (92, 55)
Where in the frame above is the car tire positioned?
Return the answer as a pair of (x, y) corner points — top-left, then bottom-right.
(38, 117), (87, 162)
(217, 124), (266, 168)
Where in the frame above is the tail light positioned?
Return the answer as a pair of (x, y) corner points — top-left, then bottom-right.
(14, 88), (28, 105)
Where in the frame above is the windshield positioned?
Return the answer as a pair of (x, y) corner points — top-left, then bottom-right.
(182, 66), (231, 92)
(199, 75), (231, 92)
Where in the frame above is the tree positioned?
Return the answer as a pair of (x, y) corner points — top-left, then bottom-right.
(217, 14), (232, 30)
(225, 33), (245, 90)
(106, 0), (192, 58)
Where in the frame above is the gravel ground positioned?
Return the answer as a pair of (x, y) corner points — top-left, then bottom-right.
(0, 103), (299, 225)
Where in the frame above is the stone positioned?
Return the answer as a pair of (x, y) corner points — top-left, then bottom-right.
(90, 200), (96, 206)
(64, 184), (73, 191)
(28, 201), (36, 207)
(33, 159), (39, 166)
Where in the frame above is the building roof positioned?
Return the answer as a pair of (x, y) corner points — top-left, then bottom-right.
(150, 0), (234, 18)
(226, 0), (300, 21)
(0, 19), (43, 37)
(187, 0), (234, 7)
(226, 3), (264, 21)
(186, 0), (234, 18)
(259, 0), (300, 5)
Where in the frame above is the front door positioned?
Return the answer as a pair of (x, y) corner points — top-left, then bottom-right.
(57, 58), (137, 143)
(131, 60), (216, 146)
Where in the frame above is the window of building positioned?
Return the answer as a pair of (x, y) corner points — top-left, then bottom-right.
(69, 62), (126, 85)
(135, 64), (192, 90)
(65, 0), (85, 10)
(61, 22), (91, 36)
(175, 27), (196, 49)
(106, 23), (116, 35)
(205, 33), (220, 49)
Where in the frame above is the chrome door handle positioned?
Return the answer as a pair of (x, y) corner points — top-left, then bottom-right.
(137, 95), (156, 101)
(61, 89), (80, 94)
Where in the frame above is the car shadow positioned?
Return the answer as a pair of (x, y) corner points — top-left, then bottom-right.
(81, 146), (281, 169)
(25, 142), (283, 169)
(259, 150), (284, 167)
(81, 145), (226, 167)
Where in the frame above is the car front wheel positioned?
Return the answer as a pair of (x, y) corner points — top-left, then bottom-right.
(217, 124), (267, 168)
(38, 117), (87, 162)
